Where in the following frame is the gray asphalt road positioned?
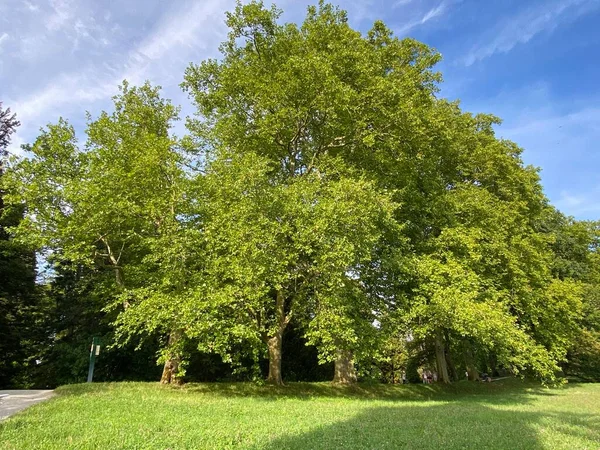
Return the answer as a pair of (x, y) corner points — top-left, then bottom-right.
(0, 390), (54, 420)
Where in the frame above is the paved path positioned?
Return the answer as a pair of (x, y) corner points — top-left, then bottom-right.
(0, 390), (54, 421)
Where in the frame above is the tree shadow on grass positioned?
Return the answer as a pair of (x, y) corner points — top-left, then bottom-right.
(177, 379), (575, 405)
(257, 402), (600, 450)
(55, 379), (577, 406)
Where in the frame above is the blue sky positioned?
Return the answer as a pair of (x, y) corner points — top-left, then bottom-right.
(1, 0), (599, 219)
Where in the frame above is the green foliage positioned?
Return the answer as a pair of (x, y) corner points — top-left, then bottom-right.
(181, 1), (413, 377)
(3, 1), (597, 386)
(566, 330), (600, 381)
(0, 202), (41, 386)
(182, 150), (396, 361)
(180, 0), (588, 383)
(4, 82), (190, 381)
(5, 82), (183, 276)
(0, 102), (49, 388)
(549, 216), (600, 380)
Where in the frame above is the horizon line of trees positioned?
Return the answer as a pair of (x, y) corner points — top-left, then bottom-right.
(1, 1), (599, 388)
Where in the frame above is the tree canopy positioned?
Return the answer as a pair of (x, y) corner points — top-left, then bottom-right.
(2, 1), (598, 387)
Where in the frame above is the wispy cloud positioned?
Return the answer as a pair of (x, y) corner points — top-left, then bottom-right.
(460, 79), (600, 219)
(5, 134), (26, 157)
(9, 70), (114, 131)
(8, 0), (110, 63)
(500, 107), (600, 142)
(497, 102), (600, 219)
(392, 0), (414, 8)
(136, 1), (228, 61)
(0, 32), (8, 50)
(46, 0), (73, 32)
(423, 3), (447, 22)
(6, 0), (235, 155)
(555, 189), (600, 217)
(463, 0), (600, 66)
(338, 0), (380, 25)
(396, 2), (449, 35)
(557, 191), (586, 208)
(23, 1), (39, 12)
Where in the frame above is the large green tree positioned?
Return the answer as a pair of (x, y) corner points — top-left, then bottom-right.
(395, 108), (583, 383)
(5, 1), (588, 388)
(4, 83), (188, 383)
(182, 0), (581, 384)
(181, 1), (414, 384)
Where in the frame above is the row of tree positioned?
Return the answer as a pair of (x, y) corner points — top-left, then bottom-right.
(1, 1), (599, 387)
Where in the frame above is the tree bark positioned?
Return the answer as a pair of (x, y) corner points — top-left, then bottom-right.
(333, 349), (357, 384)
(265, 289), (289, 385)
(114, 265), (124, 289)
(160, 357), (181, 385)
(267, 333), (283, 385)
(160, 332), (182, 385)
(99, 236), (129, 308)
(435, 332), (451, 383)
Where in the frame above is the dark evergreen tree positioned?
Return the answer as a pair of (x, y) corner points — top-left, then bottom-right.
(0, 103), (41, 387)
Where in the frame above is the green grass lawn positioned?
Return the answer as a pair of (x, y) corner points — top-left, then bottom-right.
(1, 379), (599, 449)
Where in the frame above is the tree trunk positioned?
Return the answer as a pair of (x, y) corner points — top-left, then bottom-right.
(435, 332), (451, 383)
(333, 350), (357, 384)
(160, 332), (182, 385)
(100, 236), (129, 309)
(160, 356), (181, 385)
(265, 289), (289, 386)
(114, 266), (130, 309)
(267, 333), (283, 385)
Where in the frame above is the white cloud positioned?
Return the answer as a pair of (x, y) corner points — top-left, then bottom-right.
(397, 2), (448, 35)
(23, 1), (39, 12)
(422, 3), (447, 22)
(463, 0), (600, 66)
(46, 0), (74, 32)
(555, 190), (600, 217)
(6, 0), (235, 151)
(500, 107), (600, 141)
(5, 134), (27, 158)
(136, 0), (231, 61)
(557, 191), (586, 208)
(5, 70), (121, 158)
(0, 32), (8, 50)
(392, 0), (413, 8)
(496, 103), (600, 219)
(335, 0), (379, 25)
(11, 71), (115, 124)
(460, 80), (600, 219)
(9, 0), (109, 63)
(17, 0), (233, 114)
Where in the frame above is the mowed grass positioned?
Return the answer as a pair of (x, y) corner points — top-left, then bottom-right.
(1, 379), (599, 449)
